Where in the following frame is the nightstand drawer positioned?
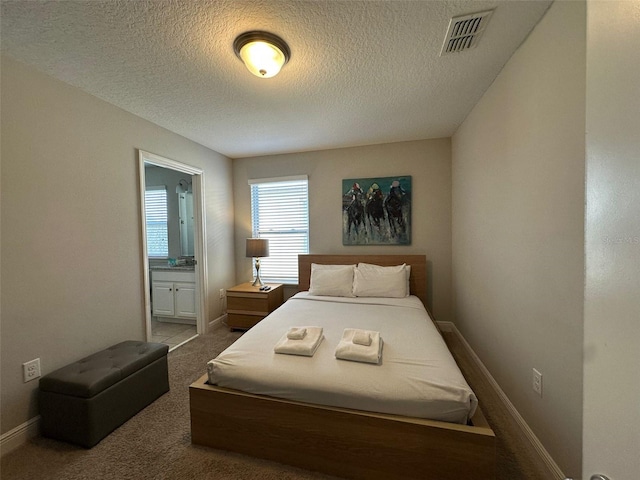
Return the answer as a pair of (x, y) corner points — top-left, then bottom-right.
(227, 312), (264, 330)
(227, 294), (269, 315)
(225, 283), (284, 331)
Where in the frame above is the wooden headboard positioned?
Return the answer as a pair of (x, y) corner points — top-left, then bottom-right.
(298, 254), (427, 307)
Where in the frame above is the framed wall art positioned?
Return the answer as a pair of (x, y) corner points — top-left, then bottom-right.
(342, 176), (411, 245)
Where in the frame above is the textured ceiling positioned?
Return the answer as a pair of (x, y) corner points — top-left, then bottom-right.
(1, 0), (551, 158)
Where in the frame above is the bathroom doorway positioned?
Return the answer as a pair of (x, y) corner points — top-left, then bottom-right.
(138, 150), (208, 350)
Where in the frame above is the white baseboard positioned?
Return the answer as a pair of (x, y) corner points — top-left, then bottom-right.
(208, 313), (226, 330)
(0, 416), (40, 457)
(437, 321), (566, 480)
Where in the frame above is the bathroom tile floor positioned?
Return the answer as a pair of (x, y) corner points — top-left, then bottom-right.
(151, 318), (197, 350)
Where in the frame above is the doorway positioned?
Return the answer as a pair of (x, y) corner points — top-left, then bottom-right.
(138, 150), (208, 350)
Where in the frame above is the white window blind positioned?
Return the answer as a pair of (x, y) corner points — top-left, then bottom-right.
(250, 177), (309, 284)
(145, 186), (168, 257)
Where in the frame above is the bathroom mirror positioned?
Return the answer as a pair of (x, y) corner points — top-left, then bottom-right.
(144, 164), (195, 259)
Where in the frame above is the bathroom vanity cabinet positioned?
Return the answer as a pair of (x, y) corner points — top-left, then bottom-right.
(151, 270), (197, 320)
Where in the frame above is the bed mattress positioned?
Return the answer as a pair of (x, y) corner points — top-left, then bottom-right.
(208, 293), (477, 424)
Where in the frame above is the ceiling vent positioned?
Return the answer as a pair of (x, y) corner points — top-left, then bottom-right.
(440, 10), (494, 56)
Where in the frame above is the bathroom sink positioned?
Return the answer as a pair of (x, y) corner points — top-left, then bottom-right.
(149, 265), (195, 271)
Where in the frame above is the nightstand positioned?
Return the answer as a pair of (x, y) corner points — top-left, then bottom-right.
(226, 282), (284, 330)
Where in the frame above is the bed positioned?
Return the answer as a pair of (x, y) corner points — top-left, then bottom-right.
(189, 254), (495, 479)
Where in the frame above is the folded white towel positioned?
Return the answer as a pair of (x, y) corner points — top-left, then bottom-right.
(352, 329), (372, 346)
(286, 327), (307, 340)
(274, 327), (323, 357)
(335, 328), (383, 365)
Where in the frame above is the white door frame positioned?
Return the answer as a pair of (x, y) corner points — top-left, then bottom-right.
(137, 150), (209, 340)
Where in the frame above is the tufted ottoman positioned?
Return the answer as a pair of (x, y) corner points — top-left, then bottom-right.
(38, 341), (169, 448)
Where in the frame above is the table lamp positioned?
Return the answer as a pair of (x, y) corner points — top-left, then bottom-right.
(246, 238), (269, 287)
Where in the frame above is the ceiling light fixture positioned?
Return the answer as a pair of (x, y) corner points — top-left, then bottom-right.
(233, 31), (291, 79)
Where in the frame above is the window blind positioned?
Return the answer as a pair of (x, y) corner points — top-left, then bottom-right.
(145, 186), (168, 257)
(250, 177), (309, 284)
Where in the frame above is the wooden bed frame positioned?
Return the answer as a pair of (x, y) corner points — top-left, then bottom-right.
(189, 254), (495, 479)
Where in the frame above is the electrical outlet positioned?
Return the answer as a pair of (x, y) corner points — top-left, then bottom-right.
(23, 358), (41, 383)
(219, 288), (225, 299)
(532, 368), (542, 397)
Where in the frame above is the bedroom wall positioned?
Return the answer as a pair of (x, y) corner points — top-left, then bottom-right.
(232, 138), (453, 322)
(451, 1), (585, 477)
(0, 56), (235, 439)
(583, 0), (640, 478)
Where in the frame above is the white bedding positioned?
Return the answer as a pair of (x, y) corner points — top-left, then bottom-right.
(208, 293), (477, 424)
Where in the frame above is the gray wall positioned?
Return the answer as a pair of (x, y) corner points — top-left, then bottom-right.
(233, 138), (453, 322)
(0, 55), (235, 436)
(452, 1), (585, 476)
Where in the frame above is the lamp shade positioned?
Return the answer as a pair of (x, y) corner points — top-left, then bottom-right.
(234, 31), (290, 78)
(246, 238), (269, 258)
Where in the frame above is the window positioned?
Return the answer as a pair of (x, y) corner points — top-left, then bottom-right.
(145, 186), (168, 257)
(250, 176), (309, 284)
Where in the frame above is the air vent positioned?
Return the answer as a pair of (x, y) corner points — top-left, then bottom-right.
(440, 10), (494, 56)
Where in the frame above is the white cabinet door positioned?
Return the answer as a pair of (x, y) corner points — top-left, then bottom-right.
(152, 282), (175, 317)
(174, 282), (197, 318)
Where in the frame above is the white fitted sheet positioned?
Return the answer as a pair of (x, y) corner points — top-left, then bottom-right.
(208, 293), (477, 424)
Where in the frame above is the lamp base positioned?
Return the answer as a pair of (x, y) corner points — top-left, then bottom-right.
(252, 258), (264, 287)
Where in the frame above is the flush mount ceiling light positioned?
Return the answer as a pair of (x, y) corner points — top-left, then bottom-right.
(233, 31), (291, 78)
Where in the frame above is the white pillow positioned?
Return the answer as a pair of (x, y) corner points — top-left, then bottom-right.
(353, 264), (407, 298)
(309, 264), (355, 297)
(356, 263), (411, 297)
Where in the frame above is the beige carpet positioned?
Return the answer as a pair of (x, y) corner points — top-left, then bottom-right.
(1, 323), (550, 480)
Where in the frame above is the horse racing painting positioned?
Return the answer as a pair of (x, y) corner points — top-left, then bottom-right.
(342, 176), (411, 245)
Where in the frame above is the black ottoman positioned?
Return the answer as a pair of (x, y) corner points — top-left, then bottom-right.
(39, 341), (169, 448)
